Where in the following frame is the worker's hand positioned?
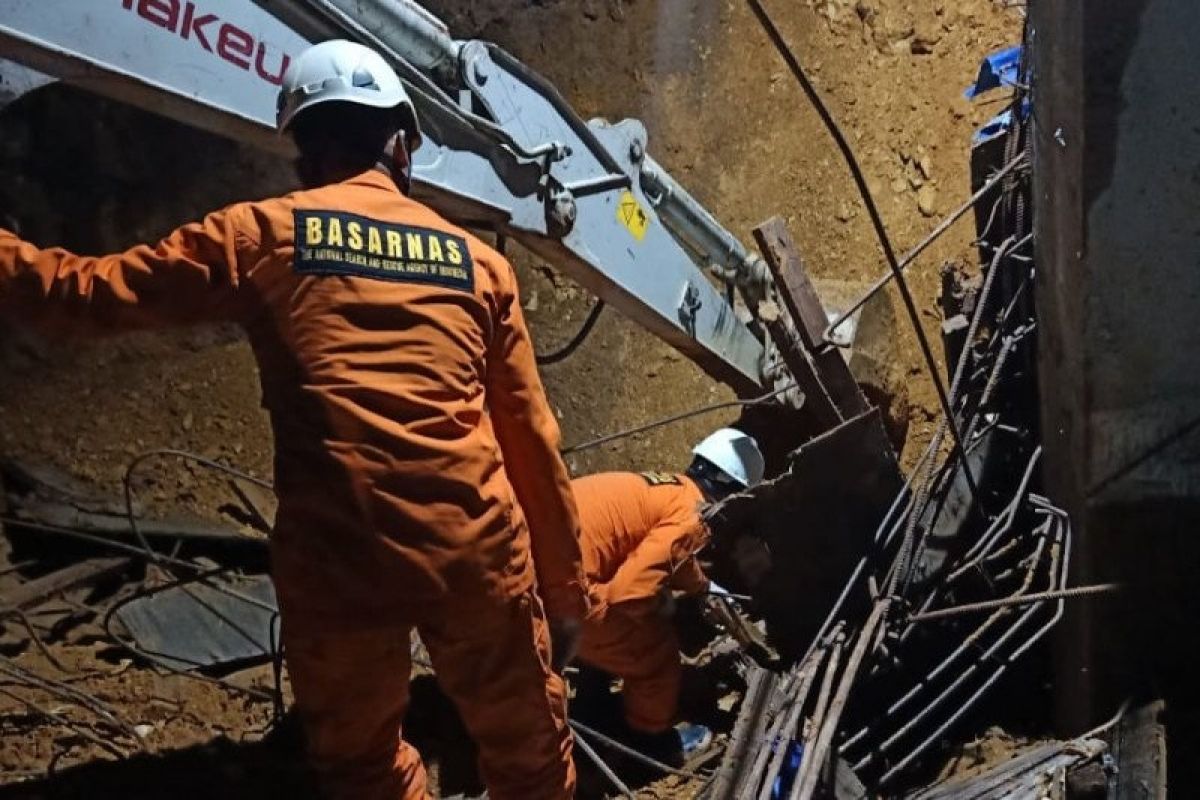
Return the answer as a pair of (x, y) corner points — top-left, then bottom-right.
(548, 615), (582, 672)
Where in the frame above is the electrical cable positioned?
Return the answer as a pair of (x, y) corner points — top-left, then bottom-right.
(111, 451), (285, 705)
(122, 449), (272, 565)
(744, 0), (980, 503)
(535, 299), (605, 365)
(560, 381), (796, 455)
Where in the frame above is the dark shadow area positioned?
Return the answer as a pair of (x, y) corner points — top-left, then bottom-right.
(0, 650), (742, 800)
(0, 675), (486, 800)
(1085, 501), (1200, 795)
(0, 716), (316, 800)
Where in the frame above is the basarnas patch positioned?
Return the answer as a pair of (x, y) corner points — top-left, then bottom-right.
(639, 471), (682, 487)
(294, 210), (474, 292)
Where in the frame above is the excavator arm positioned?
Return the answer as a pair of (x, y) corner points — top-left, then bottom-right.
(0, 0), (779, 393)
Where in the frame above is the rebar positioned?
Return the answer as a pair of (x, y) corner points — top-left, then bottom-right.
(787, 634), (846, 800)
(872, 517), (1070, 782)
(892, 234), (1025, 596)
(822, 154), (1027, 346)
(793, 601), (889, 800)
(908, 581), (1119, 623)
(0, 687), (128, 758)
(844, 523), (1052, 759)
(571, 723), (635, 799)
(0, 656), (139, 740)
(569, 719), (703, 780)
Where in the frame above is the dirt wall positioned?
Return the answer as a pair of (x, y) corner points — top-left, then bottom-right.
(0, 0), (1020, 511)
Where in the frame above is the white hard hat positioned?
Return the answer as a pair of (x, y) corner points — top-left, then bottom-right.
(693, 428), (766, 489)
(276, 40), (421, 147)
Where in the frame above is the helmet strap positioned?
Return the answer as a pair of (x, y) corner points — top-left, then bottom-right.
(381, 133), (413, 196)
(686, 456), (742, 502)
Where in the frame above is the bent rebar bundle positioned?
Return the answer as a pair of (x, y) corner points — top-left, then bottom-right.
(704, 27), (1103, 799)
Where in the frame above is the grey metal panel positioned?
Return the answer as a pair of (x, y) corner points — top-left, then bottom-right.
(0, 0), (309, 151)
(114, 576), (278, 669)
(0, 57), (54, 108)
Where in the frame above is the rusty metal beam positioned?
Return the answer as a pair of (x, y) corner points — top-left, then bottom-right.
(753, 218), (869, 421)
(758, 298), (842, 430)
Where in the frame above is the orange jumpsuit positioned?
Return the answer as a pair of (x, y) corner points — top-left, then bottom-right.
(574, 471), (709, 733)
(0, 168), (585, 800)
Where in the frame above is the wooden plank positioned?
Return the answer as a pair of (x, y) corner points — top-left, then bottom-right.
(753, 218), (869, 418)
(0, 557), (131, 616)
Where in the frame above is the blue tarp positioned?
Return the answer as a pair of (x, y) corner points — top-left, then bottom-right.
(964, 45), (1022, 99)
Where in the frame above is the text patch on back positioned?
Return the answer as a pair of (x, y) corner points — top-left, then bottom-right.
(294, 210), (474, 292)
(639, 471), (682, 487)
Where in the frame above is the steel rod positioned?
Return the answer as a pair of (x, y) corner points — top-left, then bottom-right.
(572, 723), (635, 799)
(909, 582), (1118, 623)
(822, 154), (1027, 345)
(793, 601), (887, 800)
(569, 719), (702, 780)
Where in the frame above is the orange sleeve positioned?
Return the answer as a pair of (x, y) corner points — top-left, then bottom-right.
(597, 490), (709, 609)
(485, 256), (588, 620)
(0, 204), (257, 333)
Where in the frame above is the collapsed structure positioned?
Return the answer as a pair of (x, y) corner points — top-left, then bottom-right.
(0, 0), (1185, 798)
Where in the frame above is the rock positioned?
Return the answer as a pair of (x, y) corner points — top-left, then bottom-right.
(917, 153), (934, 180)
(917, 185), (939, 217)
(181, 412), (194, 432)
(523, 290), (539, 312)
(911, 36), (938, 55)
(911, 19), (942, 54)
(855, 0), (878, 25)
(890, 176), (909, 195)
(872, 11), (915, 53)
(836, 202), (853, 222)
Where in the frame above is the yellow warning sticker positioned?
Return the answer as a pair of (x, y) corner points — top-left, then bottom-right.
(616, 190), (649, 241)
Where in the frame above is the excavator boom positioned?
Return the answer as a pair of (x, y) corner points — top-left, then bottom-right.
(0, 0), (777, 393)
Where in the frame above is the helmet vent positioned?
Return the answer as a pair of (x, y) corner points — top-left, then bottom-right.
(351, 68), (380, 91)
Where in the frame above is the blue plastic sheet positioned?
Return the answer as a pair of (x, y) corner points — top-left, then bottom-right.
(964, 45), (1022, 99)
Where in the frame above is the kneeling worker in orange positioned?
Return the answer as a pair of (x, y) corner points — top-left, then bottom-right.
(0, 41), (586, 800)
(573, 427), (765, 763)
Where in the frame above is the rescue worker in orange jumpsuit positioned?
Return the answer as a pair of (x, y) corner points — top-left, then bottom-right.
(573, 427), (765, 763)
(0, 41), (585, 800)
